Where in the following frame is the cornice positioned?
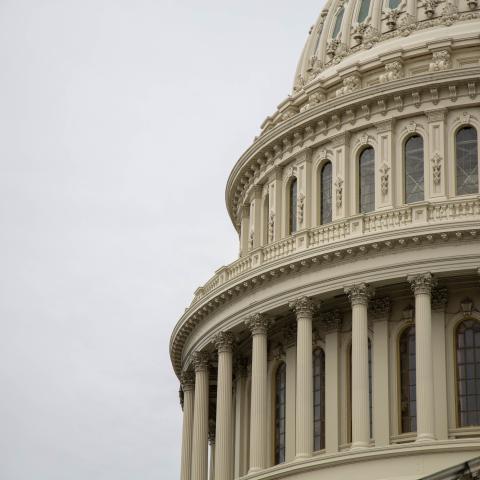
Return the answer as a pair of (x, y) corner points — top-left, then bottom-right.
(170, 204), (480, 377)
(226, 67), (480, 228)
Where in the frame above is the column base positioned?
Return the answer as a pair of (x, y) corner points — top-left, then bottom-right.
(416, 433), (436, 443)
(295, 453), (312, 461)
(351, 441), (370, 450)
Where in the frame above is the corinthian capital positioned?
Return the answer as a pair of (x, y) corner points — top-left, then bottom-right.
(289, 296), (316, 317)
(245, 313), (270, 336)
(192, 350), (210, 373)
(344, 283), (374, 306)
(213, 331), (234, 353)
(180, 370), (195, 392)
(407, 273), (436, 296)
(369, 297), (391, 320)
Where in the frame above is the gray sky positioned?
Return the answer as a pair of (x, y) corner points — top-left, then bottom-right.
(0, 1), (320, 478)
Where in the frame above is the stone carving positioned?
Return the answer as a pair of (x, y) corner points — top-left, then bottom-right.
(407, 273), (437, 295)
(369, 297), (392, 319)
(441, 2), (459, 25)
(245, 313), (270, 335)
(424, 0), (439, 18)
(385, 9), (401, 29)
(336, 75), (361, 97)
(213, 331), (234, 353)
(322, 310), (343, 332)
(180, 370), (195, 392)
(459, 112), (472, 124)
(192, 350), (210, 372)
(293, 73), (306, 92)
(362, 26), (380, 49)
(297, 192), (305, 225)
(402, 305), (415, 321)
(379, 61), (403, 83)
(431, 153), (442, 185)
(429, 50), (451, 72)
(335, 176), (344, 208)
(460, 298), (474, 317)
(327, 40), (348, 64)
(431, 287), (448, 310)
(398, 13), (416, 36)
(289, 296), (315, 316)
(352, 22), (368, 43)
(467, 0), (478, 10)
(303, 91), (325, 110)
(359, 133), (370, 146)
(407, 121), (417, 133)
(344, 283), (374, 306)
(380, 163), (390, 195)
(268, 210), (275, 243)
(282, 322), (297, 347)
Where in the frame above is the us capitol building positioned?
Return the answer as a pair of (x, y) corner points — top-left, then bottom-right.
(170, 0), (480, 478)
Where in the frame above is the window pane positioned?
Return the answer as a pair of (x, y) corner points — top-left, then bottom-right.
(456, 127), (479, 195)
(456, 320), (480, 427)
(405, 135), (424, 203)
(389, 0), (401, 8)
(332, 8), (344, 38)
(400, 326), (416, 433)
(357, 0), (371, 23)
(289, 178), (297, 234)
(275, 363), (286, 464)
(321, 162), (333, 225)
(359, 148), (375, 213)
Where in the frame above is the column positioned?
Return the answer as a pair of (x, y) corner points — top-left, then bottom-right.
(251, 186), (263, 249)
(245, 313), (269, 473)
(283, 324), (297, 463)
(240, 204), (250, 257)
(191, 351), (210, 480)
(208, 432), (215, 480)
(345, 283), (373, 449)
(234, 359), (247, 479)
(432, 287), (449, 440)
(324, 311), (342, 454)
(180, 371), (195, 480)
(408, 273), (436, 442)
(370, 297), (391, 447)
(214, 332), (234, 480)
(289, 296), (315, 459)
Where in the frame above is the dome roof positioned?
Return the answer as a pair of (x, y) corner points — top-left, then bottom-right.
(293, 0), (480, 91)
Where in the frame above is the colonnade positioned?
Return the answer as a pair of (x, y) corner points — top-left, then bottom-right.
(179, 273), (437, 480)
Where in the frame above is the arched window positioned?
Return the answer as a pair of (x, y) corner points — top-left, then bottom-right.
(456, 319), (480, 427)
(399, 325), (416, 433)
(321, 162), (333, 225)
(263, 194), (270, 245)
(359, 147), (375, 213)
(404, 135), (424, 204)
(456, 126), (479, 195)
(289, 177), (298, 235)
(332, 8), (345, 38)
(348, 340), (373, 441)
(274, 363), (286, 465)
(357, 0), (371, 22)
(313, 348), (326, 451)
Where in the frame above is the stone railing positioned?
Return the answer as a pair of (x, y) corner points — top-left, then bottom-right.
(190, 197), (480, 307)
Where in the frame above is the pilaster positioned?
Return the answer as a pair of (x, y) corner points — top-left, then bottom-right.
(426, 109), (447, 200)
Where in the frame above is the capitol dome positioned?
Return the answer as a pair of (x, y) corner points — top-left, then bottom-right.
(172, 1), (480, 479)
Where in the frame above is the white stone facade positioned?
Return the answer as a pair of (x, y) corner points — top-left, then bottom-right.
(171, 1), (480, 479)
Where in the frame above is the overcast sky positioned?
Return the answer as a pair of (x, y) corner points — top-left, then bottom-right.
(0, 1), (321, 478)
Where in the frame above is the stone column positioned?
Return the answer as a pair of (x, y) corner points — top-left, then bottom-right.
(240, 204), (250, 257)
(345, 284), (373, 449)
(283, 324), (297, 463)
(408, 273), (437, 442)
(214, 332), (234, 480)
(191, 351), (210, 480)
(370, 297), (391, 448)
(233, 359), (248, 479)
(245, 313), (269, 473)
(180, 371), (195, 480)
(289, 296), (315, 459)
(324, 311), (342, 454)
(208, 432), (215, 480)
